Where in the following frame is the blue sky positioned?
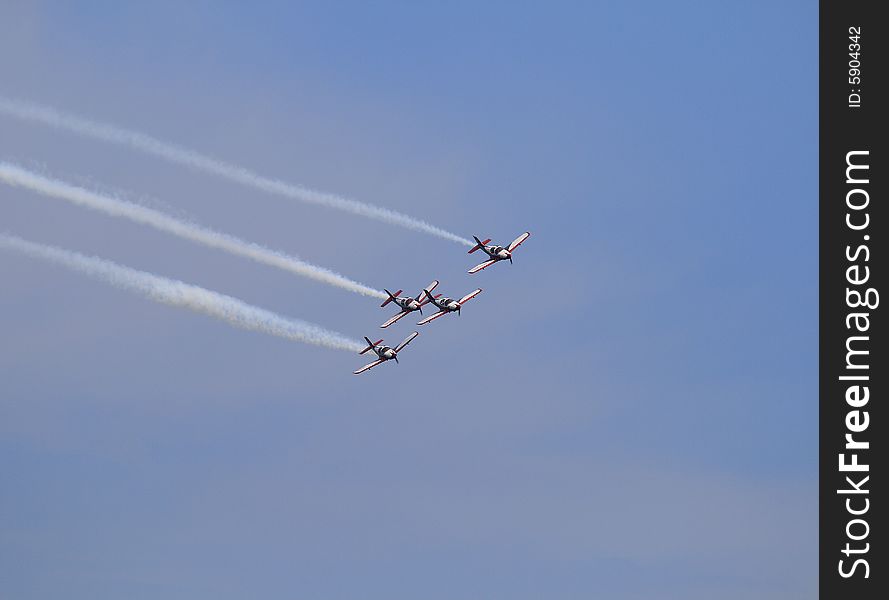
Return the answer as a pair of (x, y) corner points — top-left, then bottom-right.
(1, 2), (816, 598)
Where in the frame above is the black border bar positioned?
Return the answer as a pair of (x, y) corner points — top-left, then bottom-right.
(820, 0), (885, 596)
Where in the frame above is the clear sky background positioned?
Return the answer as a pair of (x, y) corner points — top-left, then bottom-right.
(1, 2), (816, 598)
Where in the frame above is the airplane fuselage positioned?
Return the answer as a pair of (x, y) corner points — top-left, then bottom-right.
(374, 346), (397, 360)
(482, 245), (510, 260)
(432, 297), (460, 312)
(394, 296), (422, 312)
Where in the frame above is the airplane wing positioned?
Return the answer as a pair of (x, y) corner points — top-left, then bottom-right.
(394, 331), (419, 352)
(458, 288), (483, 305)
(417, 310), (449, 325)
(507, 231), (531, 252)
(416, 280), (439, 302)
(468, 258), (498, 274)
(380, 311), (409, 329)
(353, 359), (385, 374)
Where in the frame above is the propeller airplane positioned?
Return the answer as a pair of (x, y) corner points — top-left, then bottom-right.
(379, 280), (440, 328)
(416, 287), (483, 325)
(467, 231), (531, 274)
(353, 331), (420, 374)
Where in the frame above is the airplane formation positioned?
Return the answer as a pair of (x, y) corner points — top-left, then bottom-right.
(354, 231), (531, 374)
(0, 102), (531, 376)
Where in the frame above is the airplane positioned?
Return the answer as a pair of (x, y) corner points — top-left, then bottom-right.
(467, 231), (531, 274)
(417, 287), (483, 325)
(353, 331), (420, 374)
(379, 280), (440, 328)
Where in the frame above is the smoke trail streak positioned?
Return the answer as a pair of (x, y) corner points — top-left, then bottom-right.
(0, 162), (386, 299)
(0, 97), (474, 246)
(0, 234), (365, 352)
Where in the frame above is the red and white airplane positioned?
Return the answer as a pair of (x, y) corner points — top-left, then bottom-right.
(417, 287), (483, 325)
(353, 331), (420, 374)
(467, 232), (531, 274)
(379, 280), (440, 328)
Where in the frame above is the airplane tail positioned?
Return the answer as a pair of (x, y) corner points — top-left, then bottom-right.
(420, 290), (442, 306)
(360, 337), (381, 355)
(380, 289), (402, 308)
(468, 236), (491, 254)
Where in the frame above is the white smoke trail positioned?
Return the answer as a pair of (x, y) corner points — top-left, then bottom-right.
(0, 234), (366, 353)
(0, 162), (386, 299)
(0, 97), (474, 246)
